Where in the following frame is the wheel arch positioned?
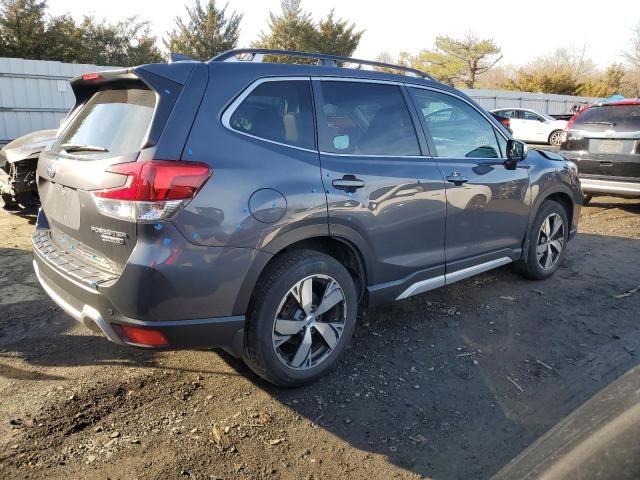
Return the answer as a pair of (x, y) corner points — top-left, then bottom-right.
(232, 230), (369, 316)
(523, 186), (575, 262)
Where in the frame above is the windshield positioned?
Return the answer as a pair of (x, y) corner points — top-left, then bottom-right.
(572, 104), (640, 130)
(55, 88), (156, 158)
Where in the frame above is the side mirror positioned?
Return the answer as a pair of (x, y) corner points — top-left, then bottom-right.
(505, 139), (527, 170)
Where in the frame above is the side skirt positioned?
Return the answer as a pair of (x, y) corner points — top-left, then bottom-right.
(394, 256), (512, 301)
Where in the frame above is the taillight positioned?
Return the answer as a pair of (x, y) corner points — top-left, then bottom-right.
(501, 118), (511, 129)
(566, 107), (588, 129)
(92, 160), (211, 222)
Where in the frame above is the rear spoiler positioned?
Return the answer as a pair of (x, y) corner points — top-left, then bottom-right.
(64, 63), (199, 150)
(62, 61), (208, 160)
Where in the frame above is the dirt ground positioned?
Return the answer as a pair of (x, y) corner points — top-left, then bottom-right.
(1, 195), (639, 480)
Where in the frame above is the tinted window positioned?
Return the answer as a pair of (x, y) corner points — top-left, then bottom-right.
(229, 80), (315, 149)
(411, 88), (501, 159)
(425, 107), (471, 123)
(497, 110), (516, 119)
(572, 104), (640, 130)
(317, 82), (420, 156)
(57, 88), (155, 158)
(521, 110), (542, 121)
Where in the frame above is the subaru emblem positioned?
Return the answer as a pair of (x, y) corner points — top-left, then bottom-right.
(47, 163), (56, 178)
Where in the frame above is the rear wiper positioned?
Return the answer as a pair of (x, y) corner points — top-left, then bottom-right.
(583, 121), (616, 126)
(62, 143), (109, 153)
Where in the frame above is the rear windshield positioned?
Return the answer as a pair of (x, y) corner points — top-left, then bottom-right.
(56, 88), (156, 157)
(573, 104), (640, 130)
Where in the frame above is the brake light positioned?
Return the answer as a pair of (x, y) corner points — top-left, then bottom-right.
(82, 72), (103, 81)
(500, 118), (511, 129)
(92, 160), (211, 222)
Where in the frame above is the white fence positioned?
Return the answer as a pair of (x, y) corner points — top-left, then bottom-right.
(0, 57), (601, 146)
(462, 88), (598, 115)
(0, 58), (115, 146)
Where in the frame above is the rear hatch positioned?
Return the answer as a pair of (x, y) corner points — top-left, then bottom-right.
(561, 102), (640, 179)
(36, 63), (208, 276)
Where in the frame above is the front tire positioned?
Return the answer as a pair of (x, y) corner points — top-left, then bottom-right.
(515, 200), (569, 280)
(243, 250), (358, 387)
(549, 130), (563, 146)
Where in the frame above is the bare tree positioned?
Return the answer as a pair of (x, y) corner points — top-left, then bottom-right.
(532, 45), (595, 80)
(622, 22), (640, 68)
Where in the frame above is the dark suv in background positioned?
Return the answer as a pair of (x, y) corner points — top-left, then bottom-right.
(33, 49), (582, 386)
(560, 99), (640, 201)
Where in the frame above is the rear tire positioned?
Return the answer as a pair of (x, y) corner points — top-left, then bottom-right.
(243, 250), (358, 387)
(549, 130), (563, 146)
(515, 200), (569, 280)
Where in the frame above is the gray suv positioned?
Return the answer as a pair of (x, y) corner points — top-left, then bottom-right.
(33, 49), (582, 386)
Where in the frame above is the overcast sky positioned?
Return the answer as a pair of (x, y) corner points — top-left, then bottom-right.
(49, 0), (638, 68)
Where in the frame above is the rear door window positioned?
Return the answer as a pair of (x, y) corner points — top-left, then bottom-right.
(56, 88), (156, 158)
(572, 104), (640, 131)
(498, 110), (517, 119)
(410, 88), (502, 159)
(521, 110), (542, 121)
(227, 79), (315, 150)
(316, 81), (420, 156)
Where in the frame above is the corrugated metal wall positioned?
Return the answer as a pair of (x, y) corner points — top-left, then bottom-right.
(0, 58), (116, 146)
(462, 88), (598, 115)
(0, 57), (601, 147)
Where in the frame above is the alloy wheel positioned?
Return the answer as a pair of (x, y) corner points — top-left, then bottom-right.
(536, 213), (565, 270)
(550, 131), (563, 146)
(272, 274), (347, 370)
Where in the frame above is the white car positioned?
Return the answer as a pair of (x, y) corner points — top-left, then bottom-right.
(490, 108), (567, 146)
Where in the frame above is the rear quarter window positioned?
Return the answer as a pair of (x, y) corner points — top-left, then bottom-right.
(56, 88), (156, 158)
(226, 80), (315, 150)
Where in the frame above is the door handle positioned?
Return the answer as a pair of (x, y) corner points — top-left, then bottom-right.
(445, 172), (468, 186)
(332, 175), (365, 192)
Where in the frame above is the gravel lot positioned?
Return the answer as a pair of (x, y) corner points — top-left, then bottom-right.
(1, 195), (639, 480)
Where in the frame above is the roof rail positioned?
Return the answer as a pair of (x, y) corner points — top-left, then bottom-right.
(210, 48), (434, 81)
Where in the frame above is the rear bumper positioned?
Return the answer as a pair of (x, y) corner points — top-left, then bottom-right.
(31, 205), (257, 352)
(33, 258), (125, 344)
(33, 255), (246, 351)
(580, 177), (640, 195)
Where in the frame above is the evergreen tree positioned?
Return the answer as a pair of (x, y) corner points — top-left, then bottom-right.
(255, 0), (363, 61)
(316, 10), (362, 57)
(404, 34), (502, 88)
(0, 0), (48, 59)
(164, 0), (242, 61)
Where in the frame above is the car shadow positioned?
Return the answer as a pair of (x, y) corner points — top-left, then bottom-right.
(0, 295), (239, 380)
(217, 232), (640, 478)
(586, 198), (640, 214)
(4, 233), (640, 478)
(1, 204), (38, 224)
